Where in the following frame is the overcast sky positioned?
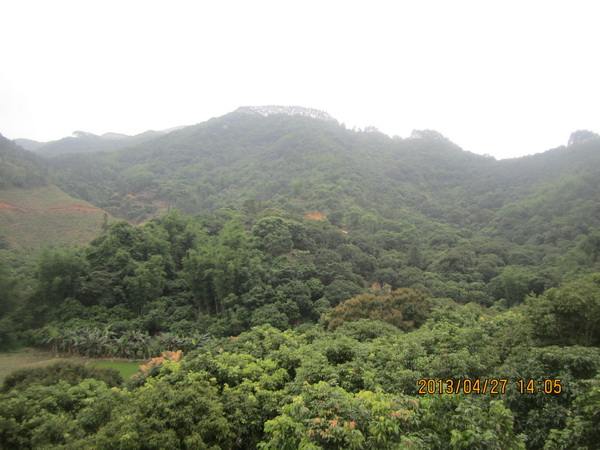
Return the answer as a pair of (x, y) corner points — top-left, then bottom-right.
(1, 1), (598, 159)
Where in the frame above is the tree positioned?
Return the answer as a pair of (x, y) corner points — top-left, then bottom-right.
(253, 216), (295, 256)
(546, 379), (600, 448)
(431, 245), (476, 276)
(524, 274), (600, 346)
(496, 265), (535, 306)
(325, 288), (431, 332)
(251, 304), (290, 330)
(35, 247), (89, 315)
(123, 255), (167, 314)
(259, 382), (421, 449)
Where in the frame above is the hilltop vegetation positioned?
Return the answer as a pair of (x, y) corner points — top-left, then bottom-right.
(1, 109), (600, 448)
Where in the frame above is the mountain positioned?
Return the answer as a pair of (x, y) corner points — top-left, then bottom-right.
(12, 138), (45, 152)
(448, 138), (600, 245)
(0, 135), (114, 249)
(48, 107), (495, 222)
(48, 107), (600, 237)
(41, 107), (599, 285)
(15, 128), (179, 157)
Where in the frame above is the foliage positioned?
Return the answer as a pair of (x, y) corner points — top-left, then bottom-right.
(2, 360), (122, 393)
(524, 274), (600, 346)
(324, 288), (432, 332)
(545, 378), (600, 448)
(496, 345), (600, 449)
(0, 314), (598, 448)
(260, 382), (421, 449)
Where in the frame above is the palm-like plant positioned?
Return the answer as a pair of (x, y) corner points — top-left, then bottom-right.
(40, 326), (60, 356)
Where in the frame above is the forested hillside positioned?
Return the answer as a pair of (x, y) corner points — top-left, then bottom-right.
(46, 107), (600, 293)
(1, 108), (599, 448)
(0, 134), (49, 188)
(47, 108), (497, 223)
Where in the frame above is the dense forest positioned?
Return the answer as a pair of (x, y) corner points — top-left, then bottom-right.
(0, 108), (599, 448)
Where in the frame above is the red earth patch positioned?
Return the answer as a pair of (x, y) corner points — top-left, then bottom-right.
(0, 201), (105, 214)
(304, 213), (326, 220)
(47, 205), (106, 213)
(0, 201), (33, 213)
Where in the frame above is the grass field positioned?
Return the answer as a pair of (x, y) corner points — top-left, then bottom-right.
(0, 348), (144, 385)
(0, 348), (62, 384)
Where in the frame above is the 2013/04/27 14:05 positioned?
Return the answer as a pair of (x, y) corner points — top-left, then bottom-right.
(417, 379), (563, 394)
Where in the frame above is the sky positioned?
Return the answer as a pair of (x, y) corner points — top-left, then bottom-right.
(1, 1), (599, 159)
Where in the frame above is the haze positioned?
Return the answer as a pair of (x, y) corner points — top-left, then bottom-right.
(1, 0), (598, 159)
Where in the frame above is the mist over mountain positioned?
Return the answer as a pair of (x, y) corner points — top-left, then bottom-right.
(14, 127), (180, 157)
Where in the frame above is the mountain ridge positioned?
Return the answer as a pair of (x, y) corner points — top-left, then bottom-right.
(14, 127), (182, 157)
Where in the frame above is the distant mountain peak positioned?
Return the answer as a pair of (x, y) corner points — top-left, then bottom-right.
(73, 130), (97, 138)
(409, 129), (449, 141)
(568, 129), (599, 146)
(237, 105), (334, 122)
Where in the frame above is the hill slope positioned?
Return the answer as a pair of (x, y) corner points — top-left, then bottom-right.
(0, 135), (114, 249)
(0, 185), (112, 250)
